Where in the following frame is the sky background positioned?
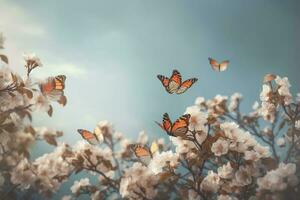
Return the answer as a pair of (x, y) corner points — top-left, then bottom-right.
(0, 0), (300, 199)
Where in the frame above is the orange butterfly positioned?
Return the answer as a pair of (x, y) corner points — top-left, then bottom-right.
(156, 113), (191, 137)
(77, 129), (100, 145)
(40, 75), (67, 105)
(131, 142), (158, 165)
(157, 70), (198, 94)
(208, 57), (229, 72)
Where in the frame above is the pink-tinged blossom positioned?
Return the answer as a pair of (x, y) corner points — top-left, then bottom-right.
(233, 166), (252, 186)
(257, 163), (298, 192)
(211, 138), (229, 156)
(218, 194), (238, 200)
(200, 170), (220, 192)
(23, 53), (43, 67)
(148, 150), (179, 174)
(136, 130), (148, 144)
(185, 105), (208, 132)
(275, 76), (292, 105)
(119, 162), (159, 199)
(218, 162), (234, 179)
(228, 93), (242, 112)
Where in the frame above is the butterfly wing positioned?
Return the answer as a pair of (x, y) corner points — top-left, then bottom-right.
(77, 129), (99, 145)
(167, 70), (181, 93)
(54, 75), (66, 90)
(150, 141), (159, 155)
(208, 57), (221, 71)
(176, 78), (198, 94)
(157, 75), (171, 93)
(40, 78), (55, 95)
(132, 144), (152, 165)
(171, 114), (191, 137)
(219, 60), (229, 71)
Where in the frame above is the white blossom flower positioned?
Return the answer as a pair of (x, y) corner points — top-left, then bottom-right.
(94, 120), (114, 138)
(137, 130), (148, 144)
(218, 162), (234, 179)
(260, 84), (271, 102)
(252, 101), (259, 110)
(257, 163), (298, 192)
(233, 166), (252, 186)
(228, 93), (242, 112)
(194, 96), (206, 110)
(200, 171), (220, 192)
(23, 53), (43, 67)
(71, 178), (91, 194)
(211, 138), (229, 156)
(259, 101), (276, 122)
(185, 105), (208, 132)
(148, 150), (179, 174)
(275, 76), (292, 105)
(120, 162), (159, 199)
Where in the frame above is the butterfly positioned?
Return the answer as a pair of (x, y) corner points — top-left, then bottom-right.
(40, 75), (67, 106)
(77, 129), (100, 145)
(157, 70), (198, 94)
(208, 57), (230, 72)
(131, 142), (159, 165)
(156, 113), (191, 137)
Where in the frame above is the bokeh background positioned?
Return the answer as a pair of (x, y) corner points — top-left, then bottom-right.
(1, 0), (299, 199)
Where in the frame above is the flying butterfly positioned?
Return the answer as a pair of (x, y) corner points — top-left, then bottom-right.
(157, 70), (198, 94)
(131, 141), (159, 165)
(39, 75), (67, 106)
(156, 113), (190, 137)
(77, 129), (100, 145)
(208, 57), (230, 72)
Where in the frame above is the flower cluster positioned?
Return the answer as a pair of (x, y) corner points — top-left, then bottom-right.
(1, 35), (300, 200)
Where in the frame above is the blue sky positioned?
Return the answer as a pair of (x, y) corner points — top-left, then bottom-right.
(1, 0), (299, 198)
(1, 0), (299, 144)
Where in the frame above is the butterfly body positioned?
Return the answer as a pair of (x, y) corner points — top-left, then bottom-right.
(208, 58), (229, 72)
(156, 113), (190, 137)
(77, 129), (99, 145)
(157, 70), (197, 94)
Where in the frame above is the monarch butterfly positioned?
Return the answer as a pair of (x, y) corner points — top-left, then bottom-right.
(156, 113), (191, 137)
(131, 142), (159, 165)
(77, 129), (100, 145)
(40, 75), (67, 106)
(157, 70), (198, 94)
(208, 57), (229, 72)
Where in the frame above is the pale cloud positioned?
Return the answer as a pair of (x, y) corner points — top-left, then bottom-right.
(0, 0), (46, 37)
(34, 63), (87, 78)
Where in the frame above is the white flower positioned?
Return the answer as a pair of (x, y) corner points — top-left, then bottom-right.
(94, 120), (114, 138)
(137, 130), (148, 144)
(252, 101), (259, 110)
(233, 166), (252, 186)
(170, 136), (195, 155)
(120, 162), (159, 199)
(23, 53), (43, 67)
(71, 178), (90, 194)
(200, 171), (220, 192)
(218, 162), (234, 179)
(211, 138), (229, 156)
(228, 93), (242, 112)
(194, 96), (206, 109)
(185, 105), (208, 132)
(260, 84), (271, 102)
(257, 163), (297, 192)
(244, 150), (260, 161)
(295, 120), (300, 130)
(259, 102), (276, 122)
(275, 76), (292, 105)
(148, 151), (179, 174)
